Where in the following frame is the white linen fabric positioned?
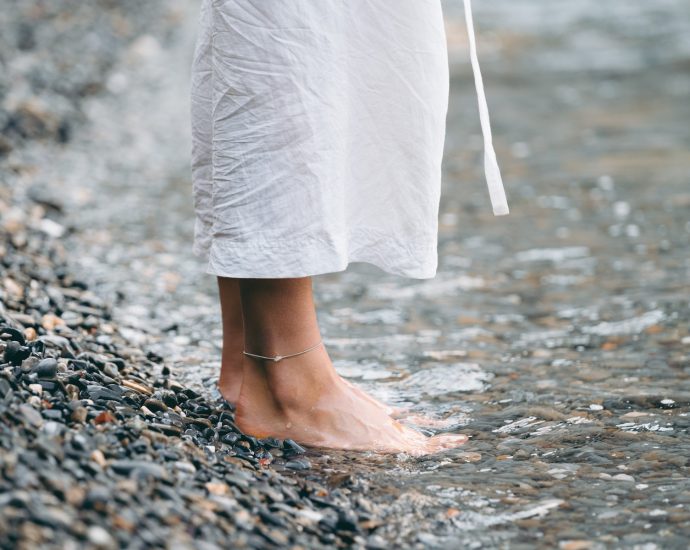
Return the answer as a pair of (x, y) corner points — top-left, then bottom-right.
(190, 0), (507, 280)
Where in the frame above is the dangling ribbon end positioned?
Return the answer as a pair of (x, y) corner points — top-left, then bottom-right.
(465, 0), (510, 217)
(484, 148), (510, 216)
(492, 203), (510, 216)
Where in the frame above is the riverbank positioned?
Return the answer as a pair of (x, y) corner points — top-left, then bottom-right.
(0, 2), (385, 548)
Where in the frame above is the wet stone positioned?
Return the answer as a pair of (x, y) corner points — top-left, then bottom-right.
(87, 525), (116, 548)
(70, 407), (88, 423)
(4, 341), (30, 365)
(19, 403), (43, 427)
(1, 326), (26, 344)
(86, 386), (123, 403)
(285, 458), (312, 471)
(0, 378), (12, 398)
(109, 460), (167, 480)
(283, 439), (306, 455)
(142, 398), (168, 412)
(41, 409), (63, 421)
(148, 423), (182, 437)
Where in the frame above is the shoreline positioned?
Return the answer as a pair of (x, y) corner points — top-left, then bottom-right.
(0, 2), (385, 548)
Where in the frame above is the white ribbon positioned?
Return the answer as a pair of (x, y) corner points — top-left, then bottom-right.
(463, 0), (509, 215)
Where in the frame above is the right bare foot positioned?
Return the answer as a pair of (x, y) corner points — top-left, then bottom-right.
(235, 345), (469, 456)
(337, 377), (453, 428)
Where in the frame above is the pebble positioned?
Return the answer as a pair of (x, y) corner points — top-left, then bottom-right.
(122, 379), (153, 395)
(559, 541), (593, 550)
(102, 363), (120, 379)
(285, 458), (312, 470)
(19, 403), (43, 427)
(612, 474), (635, 482)
(70, 406), (88, 423)
(109, 461), (167, 480)
(87, 525), (116, 549)
(91, 449), (107, 468)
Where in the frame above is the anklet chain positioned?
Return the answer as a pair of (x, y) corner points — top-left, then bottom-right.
(242, 339), (323, 363)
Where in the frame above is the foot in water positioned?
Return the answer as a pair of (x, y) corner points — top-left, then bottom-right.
(224, 365), (448, 428)
(338, 377), (455, 428)
(234, 344), (469, 456)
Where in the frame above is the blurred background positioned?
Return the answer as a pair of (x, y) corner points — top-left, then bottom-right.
(1, 0), (689, 545)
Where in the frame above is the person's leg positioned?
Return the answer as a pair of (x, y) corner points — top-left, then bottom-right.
(217, 277), (245, 404)
(234, 276), (468, 454)
(218, 276), (450, 428)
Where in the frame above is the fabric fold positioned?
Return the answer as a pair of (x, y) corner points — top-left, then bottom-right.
(190, 0), (451, 279)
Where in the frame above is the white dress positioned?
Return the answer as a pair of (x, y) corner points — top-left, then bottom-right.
(190, 0), (508, 280)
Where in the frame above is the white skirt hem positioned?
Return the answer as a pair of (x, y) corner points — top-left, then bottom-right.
(192, 228), (438, 280)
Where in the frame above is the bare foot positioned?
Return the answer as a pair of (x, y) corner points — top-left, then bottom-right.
(224, 362), (440, 428)
(235, 350), (469, 456)
(338, 376), (399, 415)
(338, 377), (453, 428)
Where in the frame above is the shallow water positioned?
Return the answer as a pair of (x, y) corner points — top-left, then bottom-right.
(23, 0), (690, 546)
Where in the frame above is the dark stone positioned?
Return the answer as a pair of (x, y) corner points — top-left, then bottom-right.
(86, 385), (123, 403)
(83, 486), (111, 511)
(318, 515), (339, 533)
(258, 507), (288, 528)
(143, 398), (168, 412)
(0, 378), (12, 398)
(283, 439), (306, 455)
(222, 433), (240, 445)
(4, 341), (30, 365)
(1, 326), (26, 344)
(39, 380), (60, 393)
(336, 510), (360, 532)
(42, 409), (63, 421)
(285, 458), (311, 471)
(260, 437), (282, 449)
(19, 404), (43, 427)
(33, 357), (58, 379)
(149, 423), (182, 437)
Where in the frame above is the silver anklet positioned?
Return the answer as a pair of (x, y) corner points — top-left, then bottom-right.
(242, 339), (323, 363)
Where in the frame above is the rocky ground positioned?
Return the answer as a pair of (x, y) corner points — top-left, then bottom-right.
(0, 2), (387, 549)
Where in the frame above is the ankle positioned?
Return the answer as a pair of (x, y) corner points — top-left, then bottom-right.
(244, 349), (338, 412)
(243, 330), (322, 359)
